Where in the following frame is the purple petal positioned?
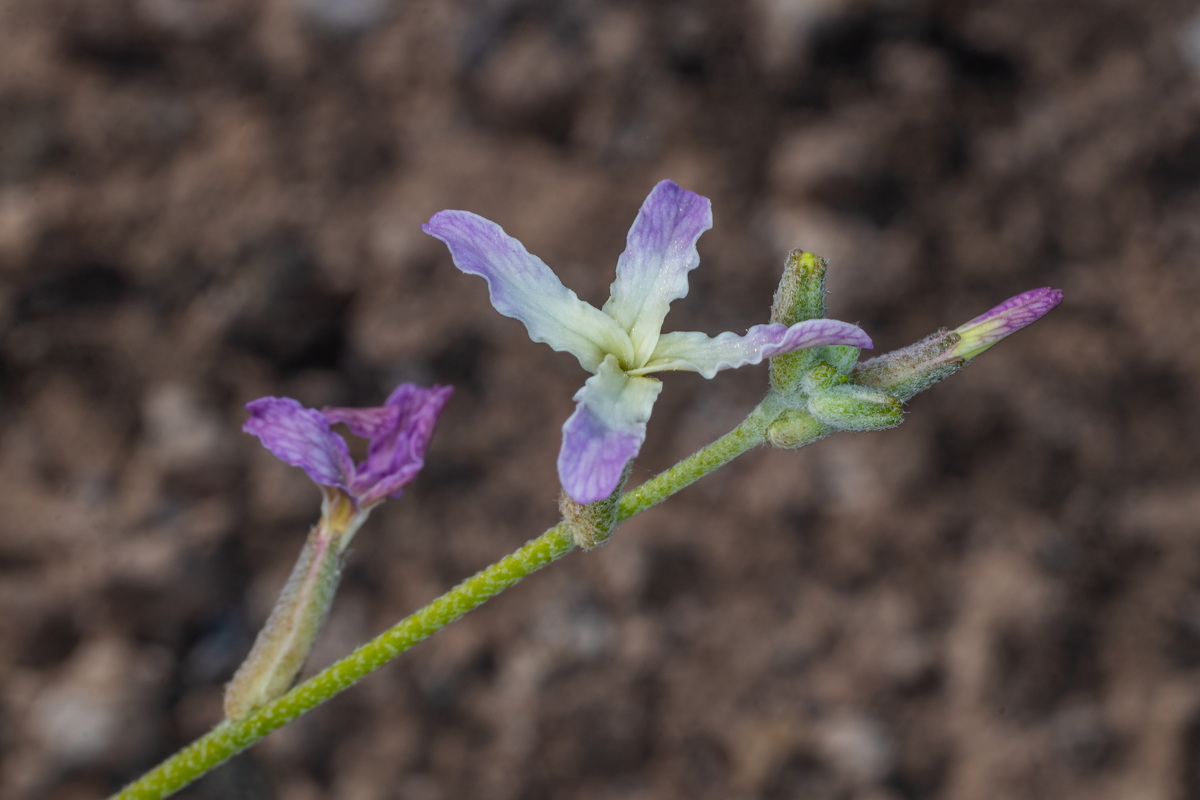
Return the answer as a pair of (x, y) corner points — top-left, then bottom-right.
(602, 180), (713, 363)
(244, 397), (353, 488)
(641, 319), (873, 378)
(321, 405), (402, 439)
(424, 210), (630, 372)
(952, 287), (1064, 360)
(350, 384), (454, 506)
(558, 357), (662, 504)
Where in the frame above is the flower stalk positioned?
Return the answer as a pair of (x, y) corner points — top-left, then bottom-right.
(107, 410), (776, 800)
(107, 205), (1064, 800)
(223, 490), (366, 721)
(220, 384), (451, 721)
(108, 300), (1057, 798)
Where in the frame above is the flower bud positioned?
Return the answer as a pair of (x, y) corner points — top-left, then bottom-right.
(769, 251), (832, 392)
(950, 287), (1064, 360)
(766, 409), (829, 449)
(771, 250), (828, 326)
(801, 362), (840, 394)
(807, 384), (904, 431)
(852, 287), (1063, 402)
(768, 251), (868, 393)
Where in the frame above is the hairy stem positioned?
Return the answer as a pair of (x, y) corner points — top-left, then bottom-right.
(110, 397), (789, 800)
(619, 393), (785, 520)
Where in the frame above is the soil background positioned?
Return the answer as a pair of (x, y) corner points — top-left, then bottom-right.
(2, 1), (1200, 798)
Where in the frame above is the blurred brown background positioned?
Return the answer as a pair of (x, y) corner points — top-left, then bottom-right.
(2, 0), (1199, 798)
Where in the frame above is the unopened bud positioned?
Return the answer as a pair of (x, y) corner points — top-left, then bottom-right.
(807, 384), (904, 431)
(951, 287), (1063, 360)
(771, 250), (828, 326)
(852, 287), (1063, 402)
(766, 410), (829, 449)
(770, 251), (832, 392)
(801, 362), (840, 394)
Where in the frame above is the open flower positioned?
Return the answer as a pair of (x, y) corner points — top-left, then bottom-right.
(424, 180), (872, 503)
(244, 383), (453, 509)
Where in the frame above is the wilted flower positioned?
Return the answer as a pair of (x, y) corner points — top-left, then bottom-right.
(424, 180), (871, 503)
(226, 382), (452, 722)
(244, 383), (453, 509)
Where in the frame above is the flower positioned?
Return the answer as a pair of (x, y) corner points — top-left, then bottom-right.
(950, 286), (1064, 360)
(423, 180), (872, 503)
(244, 383), (453, 509)
(229, 383), (449, 720)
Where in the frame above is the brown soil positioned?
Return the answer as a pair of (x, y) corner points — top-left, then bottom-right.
(2, 1), (1200, 798)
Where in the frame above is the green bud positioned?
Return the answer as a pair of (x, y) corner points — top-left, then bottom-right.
(822, 344), (861, 376)
(771, 250), (828, 325)
(801, 362), (842, 394)
(766, 409), (830, 449)
(807, 384), (904, 432)
(769, 251), (829, 392)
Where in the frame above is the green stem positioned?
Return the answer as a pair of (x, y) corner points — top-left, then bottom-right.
(109, 397), (790, 800)
(618, 393), (784, 520)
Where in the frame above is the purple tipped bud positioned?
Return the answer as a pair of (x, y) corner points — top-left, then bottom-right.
(950, 287), (1064, 360)
(852, 287), (1063, 402)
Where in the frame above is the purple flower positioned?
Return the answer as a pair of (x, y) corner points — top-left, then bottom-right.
(950, 286), (1064, 360)
(424, 179), (873, 503)
(244, 383), (453, 508)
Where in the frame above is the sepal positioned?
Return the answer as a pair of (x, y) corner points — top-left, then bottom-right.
(851, 329), (965, 402)
(558, 463), (630, 549)
(821, 344), (861, 376)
